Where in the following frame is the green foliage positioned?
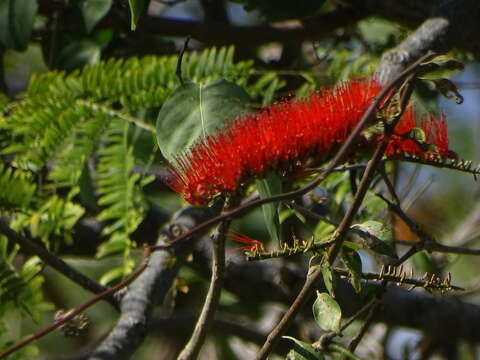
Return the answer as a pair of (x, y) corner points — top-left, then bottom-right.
(96, 118), (152, 264)
(0, 163), (36, 212)
(0, 0), (38, 51)
(0, 45), (283, 281)
(0, 236), (52, 357)
(80, 0), (113, 33)
(12, 190), (85, 250)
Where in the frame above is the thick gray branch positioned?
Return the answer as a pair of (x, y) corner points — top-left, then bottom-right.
(376, 0), (480, 84)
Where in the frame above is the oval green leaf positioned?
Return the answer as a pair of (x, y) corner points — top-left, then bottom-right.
(0, 0), (38, 50)
(351, 220), (396, 258)
(79, 0), (112, 33)
(312, 291), (342, 333)
(156, 79), (251, 163)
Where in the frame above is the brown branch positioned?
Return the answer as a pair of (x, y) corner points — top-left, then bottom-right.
(38, 2), (366, 46)
(177, 201), (234, 360)
(149, 313), (292, 356)
(0, 246), (151, 359)
(138, 8), (364, 45)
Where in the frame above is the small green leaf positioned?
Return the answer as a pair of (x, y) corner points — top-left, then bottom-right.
(128, 0), (147, 30)
(79, 0), (112, 33)
(156, 79), (251, 163)
(0, 0), (38, 50)
(256, 173), (282, 243)
(341, 247), (362, 293)
(328, 343), (363, 360)
(314, 222), (335, 240)
(280, 207), (307, 224)
(283, 336), (325, 360)
(312, 291), (342, 333)
(99, 266), (126, 285)
(351, 220), (396, 258)
(419, 54), (464, 80)
(56, 40), (101, 71)
(321, 261), (335, 297)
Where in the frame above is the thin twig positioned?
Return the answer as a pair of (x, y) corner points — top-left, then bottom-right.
(176, 36), (191, 86)
(396, 238), (480, 256)
(333, 268), (463, 292)
(0, 219), (116, 307)
(340, 298), (377, 333)
(177, 201), (234, 360)
(347, 300), (382, 354)
(245, 238), (337, 261)
(0, 246), (151, 359)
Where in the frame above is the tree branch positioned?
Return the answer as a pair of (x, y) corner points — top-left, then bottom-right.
(0, 219), (115, 307)
(376, 0), (480, 84)
(177, 202), (233, 360)
(88, 206), (217, 360)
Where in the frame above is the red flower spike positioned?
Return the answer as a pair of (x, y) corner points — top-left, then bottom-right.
(167, 78), (455, 206)
(167, 78), (382, 205)
(226, 230), (264, 253)
(383, 107), (454, 160)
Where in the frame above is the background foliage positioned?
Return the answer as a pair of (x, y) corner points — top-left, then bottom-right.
(0, 1), (480, 359)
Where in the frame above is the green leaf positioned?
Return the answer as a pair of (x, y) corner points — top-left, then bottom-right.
(411, 251), (437, 273)
(314, 222), (335, 240)
(128, 0), (147, 31)
(279, 208), (306, 224)
(419, 54), (464, 80)
(0, 0), (38, 50)
(156, 79), (251, 163)
(321, 261), (335, 297)
(328, 343), (363, 360)
(351, 220), (397, 258)
(256, 173), (282, 243)
(341, 247), (362, 293)
(312, 291), (342, 333)
(283, 336), (325, 360)
(56, 40), (101, 71)
(79, 0), (112, 33)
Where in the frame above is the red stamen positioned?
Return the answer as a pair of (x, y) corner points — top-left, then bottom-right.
(226, 230), (263, 253)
